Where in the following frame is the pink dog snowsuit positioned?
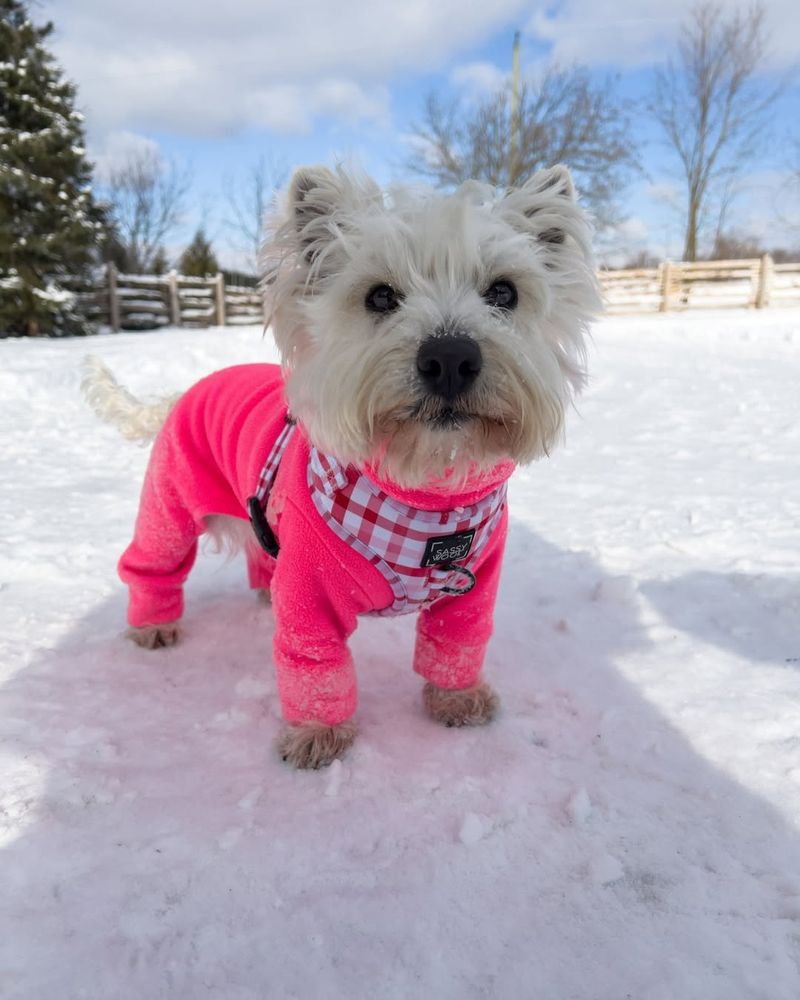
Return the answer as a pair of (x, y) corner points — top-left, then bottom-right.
(120, 364), (512, 726)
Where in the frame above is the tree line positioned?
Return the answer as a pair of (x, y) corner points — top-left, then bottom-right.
(1, 0), (797, 336)
(0, 0), (279, 334)
(407, 3), (794, 265)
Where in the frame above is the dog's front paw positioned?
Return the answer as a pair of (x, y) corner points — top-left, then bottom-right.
(277, 721), (356, 769)
(422, 680), (499, 727)
(126, 623), (181, 649)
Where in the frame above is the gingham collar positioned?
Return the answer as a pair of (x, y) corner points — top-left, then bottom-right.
(248, 417), (509, 616)
(306, 445), (507, 617)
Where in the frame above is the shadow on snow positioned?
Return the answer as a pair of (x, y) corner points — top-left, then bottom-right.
(1, 520), (799, 999)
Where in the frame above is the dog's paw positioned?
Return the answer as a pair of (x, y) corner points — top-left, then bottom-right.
(277, 721), (356, 769)
(422, 680), (499, 727)
(126, 623), (181, 649)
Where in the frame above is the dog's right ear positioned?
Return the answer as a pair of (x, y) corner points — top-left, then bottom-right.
(288, 166), (343, 262)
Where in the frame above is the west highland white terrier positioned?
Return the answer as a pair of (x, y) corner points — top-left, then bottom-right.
(84, 164), (599, 768)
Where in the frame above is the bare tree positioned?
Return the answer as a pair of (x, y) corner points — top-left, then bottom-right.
(104, 148), (192, 273)
(780, 134), (800, 236)
(407, 66), (639, 229)
(223, 155), (286, 274)
(709, 229), (764, 259)
(649, 2), (775, 261)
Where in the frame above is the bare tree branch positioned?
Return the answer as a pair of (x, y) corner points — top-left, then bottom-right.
(223, 155), (286, 275)
(407, 65), (639, 229)
(104, 148), (192, 273)
(774, 134), (800, 237)
(649, 1), (777, 261)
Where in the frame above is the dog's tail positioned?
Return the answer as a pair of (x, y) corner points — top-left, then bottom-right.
(81, 356), (181, 444)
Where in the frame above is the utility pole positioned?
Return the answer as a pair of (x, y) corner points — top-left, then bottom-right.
(509, 30), (521, 185)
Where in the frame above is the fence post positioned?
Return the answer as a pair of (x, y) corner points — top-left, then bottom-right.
(214, 273), (226, 326)
(167, 270), (181, 326)
(107, 263), (120, 332)
(756, 253), (772, 309)
(659, 260), (673, 313)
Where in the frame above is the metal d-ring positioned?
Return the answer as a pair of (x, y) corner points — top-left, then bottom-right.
(440, 563), (476, 596)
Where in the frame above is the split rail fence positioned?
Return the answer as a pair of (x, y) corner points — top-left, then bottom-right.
(69, 265), (265, 331)
(68, 257), (800, 330)
(600, 255), (800, 314)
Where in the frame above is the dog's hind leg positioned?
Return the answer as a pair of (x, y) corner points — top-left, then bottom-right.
(246, 542), (275, 604)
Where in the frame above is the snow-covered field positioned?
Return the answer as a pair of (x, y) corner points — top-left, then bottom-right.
(1, 309), (799, 999)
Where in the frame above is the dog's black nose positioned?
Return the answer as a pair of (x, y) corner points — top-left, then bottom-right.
(416, 334), (482, 400)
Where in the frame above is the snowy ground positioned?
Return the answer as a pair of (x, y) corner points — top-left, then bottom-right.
(1, 309), (799, 999)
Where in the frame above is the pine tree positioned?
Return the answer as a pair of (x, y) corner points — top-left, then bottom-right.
(0, 0), (105, 336)
(179, 229), (218, 277)
(151, 246), (169, 275)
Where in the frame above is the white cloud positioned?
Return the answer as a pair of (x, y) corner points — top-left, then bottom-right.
(729, 169), (800, 246)
(646, 182), (682, 211)
(595, 214), (653, 264)
(614, 216), (650, 242)
(90, 130), (160, 180)
(525, 0), (800, 70)
(451, 61), (507, 97)
(246, 80), (389, 135)
(43, 0), (530, 137)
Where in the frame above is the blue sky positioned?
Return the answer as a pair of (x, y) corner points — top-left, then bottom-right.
(44, 0), (800, 269)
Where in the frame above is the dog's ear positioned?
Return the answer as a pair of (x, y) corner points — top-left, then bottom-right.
(288, 166), (344, 262)
(499, 164), (579, 248)
(290, 166), (338, 228)
(521, 164), (576, 202)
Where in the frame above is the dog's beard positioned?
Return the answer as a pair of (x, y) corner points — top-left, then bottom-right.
(288, 340), (567, 488)
(372, 381), (563, 488)
(408, 396), (489, 431)
(375, 409), (510, 485)
(284, 360), (581, 487)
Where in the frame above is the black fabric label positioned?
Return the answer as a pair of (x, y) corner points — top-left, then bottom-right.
(421, 529), (475, 568)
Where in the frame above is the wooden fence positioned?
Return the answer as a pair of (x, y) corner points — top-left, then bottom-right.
(68, 257), (800, 329)
(600, 255), (800, 314)
(70, 264), (265, 331)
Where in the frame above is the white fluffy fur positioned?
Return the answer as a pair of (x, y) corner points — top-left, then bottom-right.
(81, 356), (180, 444)
(82, 165), (599, 770)
(203, 513), (262, 563)
(262, 164), (600, 486)
(84, 166), (599, 488)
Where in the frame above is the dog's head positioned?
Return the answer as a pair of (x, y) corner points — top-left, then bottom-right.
(262, 164), (599, 487)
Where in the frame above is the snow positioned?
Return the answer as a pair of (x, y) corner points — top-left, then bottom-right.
(0, 270), (21, 289)
(32, 282), (75, 304)
(1, 309), (799, 998)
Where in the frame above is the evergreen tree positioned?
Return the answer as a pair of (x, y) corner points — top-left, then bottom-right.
(0, 0), (105, 336)
(101, 222), (130, 273)
(179, 229), (218, 277)
(151, 246), (169, 275)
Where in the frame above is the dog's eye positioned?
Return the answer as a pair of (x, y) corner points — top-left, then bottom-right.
(365, 284), (401, 314)
(483, 280), (518, 311)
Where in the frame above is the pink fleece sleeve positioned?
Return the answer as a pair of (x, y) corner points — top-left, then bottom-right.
(119, 365), (287, 628)
(413, 508), (508, 690)
(268, 496), (378, 727)
(119, 418), (204, 627)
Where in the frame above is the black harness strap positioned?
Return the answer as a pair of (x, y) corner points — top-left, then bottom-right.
(246, 414), (296, 558)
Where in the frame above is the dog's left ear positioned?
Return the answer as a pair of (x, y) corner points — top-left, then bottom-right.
(499, 164), (578, 247)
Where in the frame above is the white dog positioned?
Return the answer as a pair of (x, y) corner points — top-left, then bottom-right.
(85, 165), (598, 768)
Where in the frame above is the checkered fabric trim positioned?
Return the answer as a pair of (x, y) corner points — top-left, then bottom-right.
(307, 446), (507, 617)
(254, 416), (296, 504)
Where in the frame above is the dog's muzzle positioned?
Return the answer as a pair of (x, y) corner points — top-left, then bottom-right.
(416, 334), (482, 401)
